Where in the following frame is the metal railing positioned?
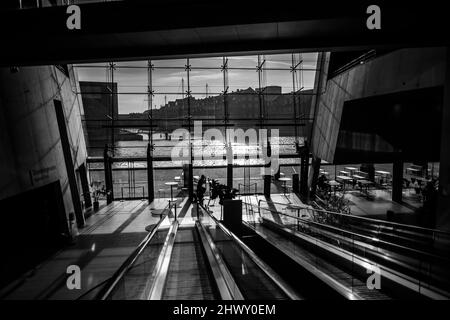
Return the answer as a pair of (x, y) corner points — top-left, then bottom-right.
(119, 185), (145, 199)
(256, 199), (450, 255)
(248, 201), (449, 261)
(197, 202), (301, 300)
(95, 214), (168, 299)
(242, 200), (450, 299)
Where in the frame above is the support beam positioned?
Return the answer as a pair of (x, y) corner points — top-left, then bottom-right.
(263, 175), (271, 197)
(299, 144), (309, 198)
(309, 156), (322, 198)
(292, 173), (300, 193)
(54, 100), (85, 228)
(147, 143), (154, 203)
(188, 163), (194, 200)
(263, 139), (272, 198)
(227, 143), (233, 189)
(103, 145), (114, 204)
(392, 158), (403, 203)
(437, 48), (450, 231)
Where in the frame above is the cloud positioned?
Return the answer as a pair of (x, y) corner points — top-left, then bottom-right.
(75, 54), (318, 113)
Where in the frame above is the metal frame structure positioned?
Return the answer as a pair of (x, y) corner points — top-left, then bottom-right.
(76, 53), (320, 200)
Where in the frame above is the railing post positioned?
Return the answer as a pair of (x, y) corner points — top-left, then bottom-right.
(226, 143), (233, 189)
(104, 144), (114, 204)
(263, 175), (271, 197)
(392, 155), (403, 203)
(147, 143), (155, 203)
(292, 173), (300, 193)
(298, 142), (309, 199)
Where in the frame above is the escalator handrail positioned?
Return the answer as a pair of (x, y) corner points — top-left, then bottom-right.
(195, 220), (244, 300)
(257, 199), (450, 237)
(147, 219), (179, 300)
(250, 203), (450, 297)
(247, 202), (450, 263)
(259, 217), (450, 300)
(198, 203), (302, 300)
(95, 215), (168, 300)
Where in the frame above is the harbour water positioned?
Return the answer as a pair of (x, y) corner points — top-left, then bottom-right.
(89, 133), (304, 198)
(113, 134), (302, 168)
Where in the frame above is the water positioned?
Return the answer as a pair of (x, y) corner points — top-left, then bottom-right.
(113, 133), (302, 168)
(86, 133), (303, 196)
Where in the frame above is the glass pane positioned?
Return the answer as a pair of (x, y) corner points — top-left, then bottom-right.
(114, 62), (148, 95)
(227, 55), (258, 69)
(301, 52), (319, 70)
(189, 57), (223, 69)
(153, 59), (187, 69)
(117, 93), (148, 114)
(228, 68), (259, 93)
(227, 92), (259, 120)
(152, 67), (186, 96)
(189, 94), (225, 121)
(75, 64), (109, 83)
(261, 69), (293, 93)
(189, 69), (224, 96)
(264, 53), (293, 70)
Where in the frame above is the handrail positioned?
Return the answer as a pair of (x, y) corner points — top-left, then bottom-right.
(245, 201), (450, 263)
(147, 220), (179, 300)
(257, 199), (450, 236)
(95, 215), (167, 300)
(195, 220), (244, 300)
(259, 217), (450, 300)
(246, 202), (450, 299)
(197, 203), (301, 300)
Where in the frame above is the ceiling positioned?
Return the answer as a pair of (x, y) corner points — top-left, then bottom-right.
(0, 0), (447, 66)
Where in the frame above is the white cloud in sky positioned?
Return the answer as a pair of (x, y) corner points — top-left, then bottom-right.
(76, 53), (318, 113)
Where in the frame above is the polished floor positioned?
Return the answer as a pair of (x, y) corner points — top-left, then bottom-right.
(0, 188), (421, 299)
(1, 199), (166, 299)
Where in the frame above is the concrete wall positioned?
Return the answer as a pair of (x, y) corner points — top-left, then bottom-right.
(0, 65), (88, 231)
(311, 47), (447, 163)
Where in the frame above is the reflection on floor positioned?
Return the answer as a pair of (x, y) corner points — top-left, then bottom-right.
(0, 198), (192, 300)
(344, 190), (413, 217)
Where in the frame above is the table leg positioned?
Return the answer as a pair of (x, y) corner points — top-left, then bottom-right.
(170, 186), (173, 200)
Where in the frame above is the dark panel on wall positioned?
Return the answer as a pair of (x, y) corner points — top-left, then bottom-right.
(0, 181), (69, 289)
(334, 86), (443, 164)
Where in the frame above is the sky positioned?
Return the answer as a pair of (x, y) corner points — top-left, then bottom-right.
(75, 53), (319, 114)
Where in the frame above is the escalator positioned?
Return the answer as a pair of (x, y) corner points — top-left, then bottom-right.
(242, 221), (392, 299)
(162, 228), (217, 299)
(241, 201), (450, 300)
(96, 201), (299, 300)
(147, 221), (224, 300)
(197, 207), (299, 300)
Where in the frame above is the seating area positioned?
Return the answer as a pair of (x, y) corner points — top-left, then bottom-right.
(322, 169), (375, 199)
(314, 163), (439, 217)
